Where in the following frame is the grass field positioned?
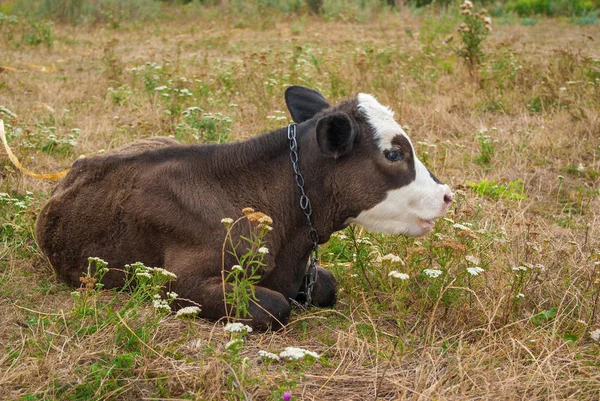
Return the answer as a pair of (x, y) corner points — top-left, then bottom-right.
(1, 2), (600, 400)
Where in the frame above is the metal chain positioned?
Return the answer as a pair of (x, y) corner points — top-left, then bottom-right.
(287, 123), (319, 309)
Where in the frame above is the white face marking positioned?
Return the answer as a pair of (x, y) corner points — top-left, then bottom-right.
(348, 94), (453, 237)
(357, 93), (411, 151)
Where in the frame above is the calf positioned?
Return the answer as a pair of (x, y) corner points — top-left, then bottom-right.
(36, 86), (453, 330)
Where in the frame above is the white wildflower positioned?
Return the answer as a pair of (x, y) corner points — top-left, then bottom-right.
(224, 322), (253, 334)
(154, 85), (168, 91)
(258, 247), (269, 254)
(388, 270), (410, 280)
(279, 347), (319, 360)
(153, 299), (171, 312)
(154, 267), (177, 279)
(136, 272), (152, 279)
(71, 291), (81, 298)
(258, 215), (273, 225)
(167, 291), (178, 299)
(590, 329), (600, 341)
(225, 338), (244, 349)
(221, 217), (234, 224)
(231, 265), (244, 272)
(443, 217), (455, 224)
(333, 232), (347, 240)
(512, 266), (528, 272)
(176, 306), (201, 317)
(577, 163), (585, 172)
(381, 253), (403, 263)
(465, 255), (480, 265)
(423, 269), (443, 278)
(466, 267), (484, 276)
(516, 293), (525, 299)
(258, 350), (280, 361)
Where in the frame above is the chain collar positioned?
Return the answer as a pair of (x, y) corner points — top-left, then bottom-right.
(287, 123), (319, 309)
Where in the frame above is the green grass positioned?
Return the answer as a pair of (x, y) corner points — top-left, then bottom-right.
(1, 2), (600, 400)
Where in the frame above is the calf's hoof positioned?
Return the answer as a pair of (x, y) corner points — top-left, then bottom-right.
(245, 289), (291, 331)
(295, 267), (337, 308)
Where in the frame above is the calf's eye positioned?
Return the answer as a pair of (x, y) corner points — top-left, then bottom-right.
(385, 150), (405, 162)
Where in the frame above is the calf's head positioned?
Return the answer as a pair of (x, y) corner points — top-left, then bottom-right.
(285, 86), (453, 237)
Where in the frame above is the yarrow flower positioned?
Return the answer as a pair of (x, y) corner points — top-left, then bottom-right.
(153, 298), (171, 312)
(231, 265), (244, 272)
(221, 217), (234, 224)
(512, 266), (528, 272)
(176, 306), (201, 317)
(381, 253), (403, 263)
(388, 270), (410, 280)
(224, 322), (253, 334)
(258, 350), (280, 361)
(167, 291), (178, 299)
(589, 329), (600, 342)
(423, 269), (443, 278)
(334, 232), (347, 240)
(279, 347), (319, 360)
(136, 272), (152, 279)
(466, 267), (484, 276)
(258, 215), (273, 225)
(258, 247), (269, 254)
(153, 267), (177, 280)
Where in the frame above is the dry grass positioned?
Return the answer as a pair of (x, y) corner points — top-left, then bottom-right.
(1, 4), (600, 400)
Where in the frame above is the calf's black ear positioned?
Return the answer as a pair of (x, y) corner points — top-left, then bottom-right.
(316, 113), (356, 159)
(285, 86), (331, 123)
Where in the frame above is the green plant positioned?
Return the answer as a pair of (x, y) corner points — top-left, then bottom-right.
(468, 178), (528, 200)
(107, 85), (133, 106)
(475, 128), (496, 167)
(22, 18), (53, 47)
(451, 1), (492, 75)
(176, 107), (233, 143)
(0, 13), (52, 47)
(220, 209), (272, 320)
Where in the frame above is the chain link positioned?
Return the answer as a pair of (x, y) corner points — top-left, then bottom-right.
(287, 123), (319, 309)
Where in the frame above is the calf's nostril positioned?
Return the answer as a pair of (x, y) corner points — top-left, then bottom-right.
(443, 193), (454, 204)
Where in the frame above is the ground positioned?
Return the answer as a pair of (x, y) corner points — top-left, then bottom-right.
(1, 3), (600, 400)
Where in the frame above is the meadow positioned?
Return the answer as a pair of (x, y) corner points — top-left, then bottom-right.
(1, 1), (600, 399)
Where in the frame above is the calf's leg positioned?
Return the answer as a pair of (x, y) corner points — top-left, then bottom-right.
(309, 266), (337, 307)
(294, 266), (337, 308)
(174, 277), (290, 331)
(164, 247), (290, 330)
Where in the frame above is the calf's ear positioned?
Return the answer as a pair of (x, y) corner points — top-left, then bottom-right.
(316, 113), (356, 159)
(285, 86), (330, 123)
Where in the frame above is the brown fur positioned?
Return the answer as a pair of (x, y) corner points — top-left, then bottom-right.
(35, 88), (415, 330)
